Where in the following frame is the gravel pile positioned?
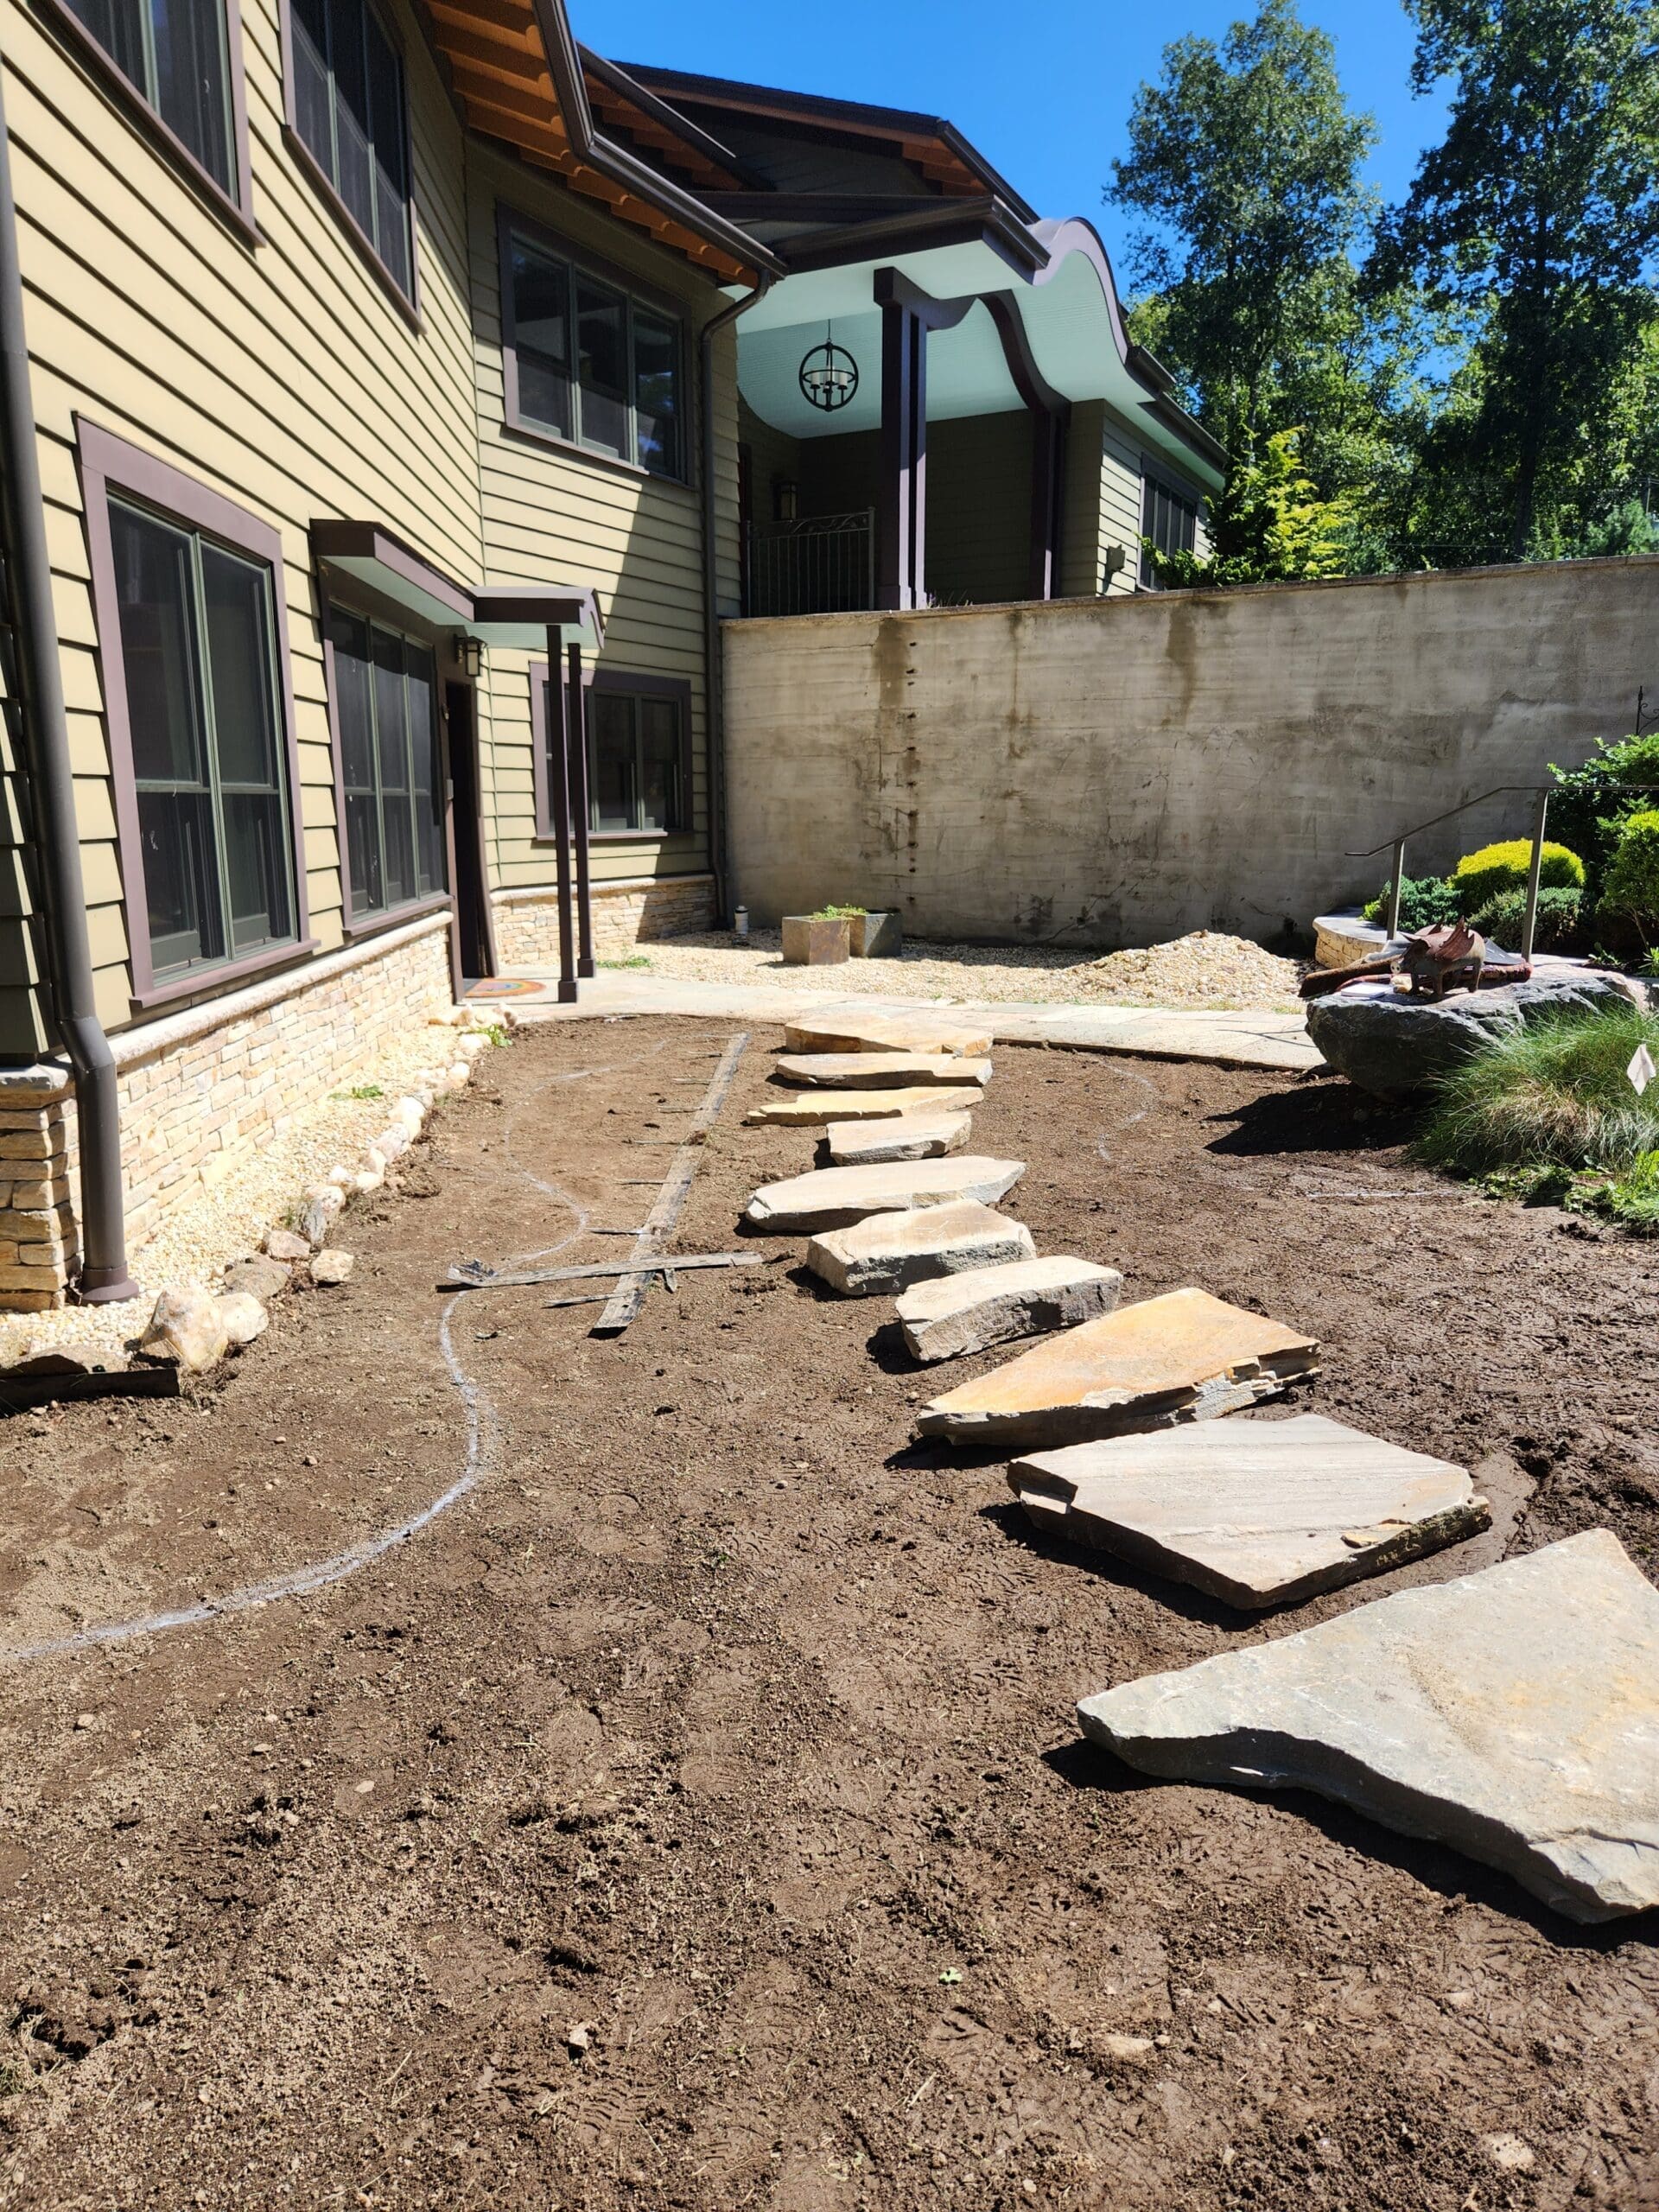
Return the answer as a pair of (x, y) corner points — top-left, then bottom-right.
(625, 928), (1305, 1014)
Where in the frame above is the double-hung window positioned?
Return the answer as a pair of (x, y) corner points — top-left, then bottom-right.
(328, 610), (445, 918)
(1140, 472), (1198, 586)
(589, 684), (686, 835)
(288, 0), (413, 299)
(63, 0), (238, 198)
(108, 499), (296, 981)
(505, 222), (684, 480)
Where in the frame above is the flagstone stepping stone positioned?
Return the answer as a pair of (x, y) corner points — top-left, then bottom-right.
(775, 1052), (993, 1090)
(1077, 1529), (1659, 1923)
(826, 1114), (972, 1165)
(1009, 1414), (1487, 1606)
(745, 1156), (1026, 1233)
(745, 1085), (984, 1128)
(914, 1287), (1319, 1449)
(806, 1202), (1035, 1295)
(784, 1011), (993, 1058)
(898, 1255), (1124, 1363)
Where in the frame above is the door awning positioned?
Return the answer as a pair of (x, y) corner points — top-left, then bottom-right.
(309, 521), (605, 652)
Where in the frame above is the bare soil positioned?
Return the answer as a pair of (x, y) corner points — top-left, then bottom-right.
(1, 1014), (1656, 2212)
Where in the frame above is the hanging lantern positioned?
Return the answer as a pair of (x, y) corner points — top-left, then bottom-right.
(798, 324), (859, 412)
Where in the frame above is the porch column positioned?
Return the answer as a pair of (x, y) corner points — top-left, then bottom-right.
(876, 290), (926, 609)
(566, 639), (594, 979)
(547, 623), (577, 1004)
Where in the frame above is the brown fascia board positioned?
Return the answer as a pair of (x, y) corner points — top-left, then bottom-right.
(777, 197), (1048, 281)
(577, 48), (769, 190)
(616, 60), (1039, 224)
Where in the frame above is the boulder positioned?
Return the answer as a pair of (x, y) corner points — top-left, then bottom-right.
(744, 1156), (1026, 1234)
(310, 1249), (355, 1286)
(1306, 972), (1648, 1097)
(222, 1255), (291, 1304)
(805, 1202), (1035, 1296)
(899, 1255), (1123, 1363)
(826, 1115), (971, 1165)
(775, 1052), (992, 1090)
(1076, 1529), (1659, 1923)
(138, 1287), (228, 1373)
(218, 1293), (270, 1348)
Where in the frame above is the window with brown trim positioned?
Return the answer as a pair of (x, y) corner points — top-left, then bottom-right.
(327, 607), (445, 919)
(1139, 470), (1198, 586)
(531, 664), (690, 840)
(283, 0), (414, 302)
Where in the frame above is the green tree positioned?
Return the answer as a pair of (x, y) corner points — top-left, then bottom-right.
(1145, 429), (1351, 586)
(1370, 0), (1659, 562)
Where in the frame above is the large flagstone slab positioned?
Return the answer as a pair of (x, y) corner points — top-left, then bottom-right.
(744, 1156), (1026, 1234)
(784, 1010), (994, 1058)
(745, 1084), (983, 1128)
(915, 1287), (1319, 1448)
(1010, 1414), (1486, 1606)
(775, 1051), (993, 1090)
(826, 1114), (972, 1165)
(805, 1202), (1035, 1296)
(1077, 1529), (1659, 1922)
(898, 1255), (1123, 1363)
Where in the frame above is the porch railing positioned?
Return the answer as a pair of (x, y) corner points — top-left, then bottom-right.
(745, 509), (875, 618)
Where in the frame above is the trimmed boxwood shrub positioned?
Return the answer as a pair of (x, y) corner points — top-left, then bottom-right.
(1598, 808), (1659, 939)
(1466, 885), (1589, 953)
(1452, 839), (1586, 912)
(1548, 732), (1659, 897)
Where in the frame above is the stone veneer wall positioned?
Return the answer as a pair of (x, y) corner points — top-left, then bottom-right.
(493, 874), (715, 965)
(0, 915), (453, 1312)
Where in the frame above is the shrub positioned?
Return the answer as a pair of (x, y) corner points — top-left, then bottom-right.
(1361, 875), (1462, 931)
(1465, 885), (1589, 953)
(1597, 809), (1659, 938)
(1451, 840), (1586, 912)
(1599, 1149), (1659, 1232)
(1412, 1002), (1659, 1178)
(1548, 731), (1659, 895)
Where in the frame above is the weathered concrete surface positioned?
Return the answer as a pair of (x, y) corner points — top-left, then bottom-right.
(724, 568), (1659, 946)
(805, 1202), (1036, 1295)
(1077, 1529), (1659, 1922)
(745, 1084), (984, 1128)
(1011, 1414), (1485, 1606)
(1306, 974), (1649, 1096)
(916, 1287), (1319, 1448)
(899, 1255), (1123, 1363)
(783, 1010), (993, 1057)
(775, 1051), (993, 1090)
(826, 1113), (972, 1164)
(745, 1156), (1027, 1233)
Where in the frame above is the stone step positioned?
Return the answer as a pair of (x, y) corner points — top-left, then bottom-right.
(745, 1084), (983, 1128)
(744, 1156), (1027, 1234)
(805, 1202), (1035, 1296)
(914, 1287), (1319, 1449)
(783, 1010), (994, 1058)
(775, 1051), (993, 1090)
(1010, 1413), (1486, 1607)
(1077, 1529), (1659, 1923)
(898, 1255), (1123, 1363)
(826, 1114), (971, 1165)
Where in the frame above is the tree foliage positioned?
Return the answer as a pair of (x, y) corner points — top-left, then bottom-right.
(1145, 429), (1351, 586)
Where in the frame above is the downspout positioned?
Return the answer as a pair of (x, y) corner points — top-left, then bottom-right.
(699, 272), (770, 927)
(0, 73), (135, 1300)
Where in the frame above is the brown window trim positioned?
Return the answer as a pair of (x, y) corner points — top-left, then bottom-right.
(531, 662), (693, 842)
(33, 0), (260, 249)
(276, 0), (423, 331)
(498, 202), (690, 490)
(77, 419), (316, 1014)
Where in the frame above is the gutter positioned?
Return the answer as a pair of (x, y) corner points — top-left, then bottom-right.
(699, 273), (770, 926)
(0, 71), (136, 1300)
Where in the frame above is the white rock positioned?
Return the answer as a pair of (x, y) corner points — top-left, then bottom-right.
(350, 1168), (382, 1194)
(806, 1203), (1036, 1296)
(310, 1249), (355, 1286)
(457, 1033), (488, 1059)
(899, 1255), (1123, 1363)
(826, 1114), (971, 1165)
(744, 1156), (1027, 1233)
(393, 1096), (426, 1136)
(446, 1061), (472, 1087)
(264, 1229), (311, 1263)
(299, 1187), (345, 1245)
(217, 1293), (270, 1348)
(375, 1123), (411, 1163)
(327, 1166), (353, 1188)
(138, 1287), (228, 1373)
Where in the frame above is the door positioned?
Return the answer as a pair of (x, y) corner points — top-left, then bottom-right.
(445, 679), (496, 983)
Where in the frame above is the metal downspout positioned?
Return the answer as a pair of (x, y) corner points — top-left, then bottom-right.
(0, 73), (135, 1300)
(699, 273), (769, 927)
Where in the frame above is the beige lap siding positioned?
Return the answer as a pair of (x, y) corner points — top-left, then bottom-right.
(492, 874), (715, 964)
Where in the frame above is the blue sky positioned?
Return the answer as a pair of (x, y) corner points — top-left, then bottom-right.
(590, 1), (1448, 268)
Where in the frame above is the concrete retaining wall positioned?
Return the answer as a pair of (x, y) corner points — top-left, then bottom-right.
(722, 560), (1659, 947)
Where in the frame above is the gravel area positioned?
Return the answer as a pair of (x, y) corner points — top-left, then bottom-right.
(0, 1013), (505, 1372)
(613, 927), (1305, 1012)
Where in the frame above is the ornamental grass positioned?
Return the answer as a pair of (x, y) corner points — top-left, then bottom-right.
(1411, 1002), (1659, 1177)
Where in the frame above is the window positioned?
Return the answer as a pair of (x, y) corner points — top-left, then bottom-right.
(287, 0), (413, 299)
(328, 608), (445, 918)
(108, 498), (296, 981)
(1140, 472), (1198, 586)
(61, 0), (238, 200)
(504, 219), (684, 480)
(531, 667), (690, 840)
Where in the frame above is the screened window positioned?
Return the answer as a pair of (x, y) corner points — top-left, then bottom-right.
(1140, 474), (1198, 586)
(109, 499), (296, 980)
(588, 686), (686, 835)
(329, 610), (444, 918)
(507, 227), (683, 479)
(289, 0), (412, 297)
(66, 0), (236, 194)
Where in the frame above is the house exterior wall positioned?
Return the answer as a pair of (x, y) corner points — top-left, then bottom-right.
(722, 559), (1659, 947)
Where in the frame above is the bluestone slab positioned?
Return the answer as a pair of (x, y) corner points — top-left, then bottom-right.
(784, 1011), (993, 1057)
(745, 1156), (1026, 1233)
(776, 1051), (993, 1090)
(898, 1255), (1123, 1363)
(826, 1114), (972, 1164)
(745, 1084), (983, 1128)
(1077, 1529), (1659, 1922)
(804, 1202), (1035, 1296)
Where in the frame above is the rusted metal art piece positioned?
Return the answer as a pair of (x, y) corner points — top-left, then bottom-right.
(1302, 934), (1533, 1002)
(1400, 920), (1485, 1001)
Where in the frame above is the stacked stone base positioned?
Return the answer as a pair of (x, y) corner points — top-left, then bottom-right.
(493, 873), (715, 965)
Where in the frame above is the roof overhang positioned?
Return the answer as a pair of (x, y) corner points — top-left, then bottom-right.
(310, 522), (604, 652)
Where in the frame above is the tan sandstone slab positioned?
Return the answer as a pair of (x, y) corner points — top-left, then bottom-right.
(775, 1052), (993, 1090)
(826, 1114), (972, 1165)
(744, 1155), (1026, 1233)
(745, 1084), (983, 1128)
(915, 1287), (1319, 1448)
(806, 1202), (1035, 1296)
(1011, 1413), (1486, 1607)
(1077, 1529), (1659, 1922)
(899, 1255), (1124, 1363)
(783, 1010), (994, 1058)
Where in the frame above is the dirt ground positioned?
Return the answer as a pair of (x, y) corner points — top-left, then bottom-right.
(1, 1014), (1656, 2212)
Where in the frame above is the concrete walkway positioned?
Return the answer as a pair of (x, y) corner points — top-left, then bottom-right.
(491, 968), (1321, 1073)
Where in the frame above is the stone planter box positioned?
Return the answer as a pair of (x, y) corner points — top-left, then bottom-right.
(781, 915), (851, 965)
(850, 910), (903, 958)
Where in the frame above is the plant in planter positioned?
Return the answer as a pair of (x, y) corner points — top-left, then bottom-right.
(781, 907), (856, 965)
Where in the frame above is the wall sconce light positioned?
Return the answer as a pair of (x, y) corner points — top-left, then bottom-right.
(1102, 545), (1127, 588)
(774, 478), (798, 523)
(454, 635), (483, 677)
